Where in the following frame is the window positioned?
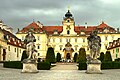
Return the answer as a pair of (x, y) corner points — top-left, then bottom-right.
(83, 39), (85, 42)
(38, 45), (40, 49)
(37, 36), (40, 40)
(67, 30), (70, 35)
(66, 39), (68, 42)
(8, 46), (10, 51)
(60, 39), (62, 42)
(112, 36), (114, 40)
(75, 47), (77, 51)
(15, 48), (16, 52)
(48, 39), (50, 42)
(20, 49), (21, 53)
(75, 38), (77, 42)
(17, 51), (19, 57)
(67, 20), (70, 22)
(22, 36), (24, 40)
(105, 36), (108, 40)
(38, 53), (40, 56)
(60, 47), (62, 50)
(53, 38), (55, 42)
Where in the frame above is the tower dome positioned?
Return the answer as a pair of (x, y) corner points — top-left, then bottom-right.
(65, 10), (72, 18)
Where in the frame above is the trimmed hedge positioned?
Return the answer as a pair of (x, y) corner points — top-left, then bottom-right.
(78, 61), (120, 70)
(37, 62), (51, 70)
(78, 62), (87, 70)
(3, 61), (51, 70)
(3, 61), (22, 69)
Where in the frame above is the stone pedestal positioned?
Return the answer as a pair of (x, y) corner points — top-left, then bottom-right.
(22, 59), (38, 73)
(86, 60), (102, 74)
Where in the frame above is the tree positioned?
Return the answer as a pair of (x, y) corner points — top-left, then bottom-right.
(56, 53), (61, 62)
(77, 48), (86, 62)
(104, 51), (112, 62)
(73, 53), (78, 62)
(99, 52), (104, 62)
(46, 47), (55, 63)
(21, 50), (28, 61)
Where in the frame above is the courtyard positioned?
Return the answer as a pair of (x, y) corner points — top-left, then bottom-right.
(0, 63), (120, 80)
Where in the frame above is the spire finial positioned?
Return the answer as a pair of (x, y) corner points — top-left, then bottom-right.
(33, 19), (35, 22)
(68, 5), (70, 11)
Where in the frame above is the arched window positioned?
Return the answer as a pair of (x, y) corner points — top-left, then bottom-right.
(67, 30), (70, 35)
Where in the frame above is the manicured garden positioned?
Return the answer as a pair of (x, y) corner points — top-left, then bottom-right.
(3, 61), (51, 70)
(78, 48), (120, 70)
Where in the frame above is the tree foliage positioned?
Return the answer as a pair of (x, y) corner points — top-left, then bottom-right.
(104, 51), (112, 62)
(99, 52), (104, 62)
(73, 53), (78, 62)
(21, 50), (28, 61)
(77, 48), (86, 62)
(46, 47), (55, 63)
(56, 53), (61, 62)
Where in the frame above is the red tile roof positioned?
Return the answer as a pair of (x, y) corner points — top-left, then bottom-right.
(1, 28), (25, 48)
(17, 22), (43, 33)
(107, 38), (120, 50)
(16, 21), (116, 35)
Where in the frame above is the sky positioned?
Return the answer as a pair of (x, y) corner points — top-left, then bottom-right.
(0, 0), (120, 33)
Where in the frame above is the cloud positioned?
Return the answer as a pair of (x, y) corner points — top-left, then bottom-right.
(0, 0), (120, 33)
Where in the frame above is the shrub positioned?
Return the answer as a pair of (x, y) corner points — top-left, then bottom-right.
(77, 48), (86, 62)
(3, 61), (22, 69)
(115, 58), (120, 62)
(56, 53), (61, 62)
(21, 50), (28, 61)
(104, 51), (112, 62)
(46, 47), (56, 63)
(3, 61), (51, 70)
(78, 62), (87, 70)
(37, 62), (51, 70)
(101, 61), (113, 69)
(99, 52), (104, 62)
(73, 53), (78, 62)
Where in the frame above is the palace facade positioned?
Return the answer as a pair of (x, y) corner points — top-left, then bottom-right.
(16, 10), (120, 60)
(0, 20), (25, 61)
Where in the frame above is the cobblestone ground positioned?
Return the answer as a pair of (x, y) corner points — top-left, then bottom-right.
(0, 63), (120, 80)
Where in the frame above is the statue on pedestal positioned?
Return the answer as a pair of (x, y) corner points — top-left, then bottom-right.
(86, 30), (102, 74)
(24, 31), (37, 61)
(22, 31), (38, 73)
(87, 30), (101, 62)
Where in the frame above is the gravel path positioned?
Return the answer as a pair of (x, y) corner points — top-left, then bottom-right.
(0, 63), (120, 80)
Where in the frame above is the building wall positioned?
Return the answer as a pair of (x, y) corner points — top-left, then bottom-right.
(0, 29), (7, 61)
(6, 45), (25, 61)
(16, 33), (48, 58)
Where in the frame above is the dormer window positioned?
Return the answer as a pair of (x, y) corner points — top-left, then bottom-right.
(53, 30), (58, 34)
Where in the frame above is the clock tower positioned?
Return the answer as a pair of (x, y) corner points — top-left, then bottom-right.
(61, 9), (77, 35)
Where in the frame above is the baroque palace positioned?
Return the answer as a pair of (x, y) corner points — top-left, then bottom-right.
(0, 9), (120, 61)
(16, 9), (120, 61)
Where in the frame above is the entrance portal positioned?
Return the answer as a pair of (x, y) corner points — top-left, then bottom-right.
(66, 53), (70, 59)
(3, 49), (6, 61)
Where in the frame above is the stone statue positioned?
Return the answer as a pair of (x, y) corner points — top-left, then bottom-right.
(22, 31), (38, 73)
(24, 31), (37, 60)
(87, 30), (101, 61)
(86, 30), (102, 74)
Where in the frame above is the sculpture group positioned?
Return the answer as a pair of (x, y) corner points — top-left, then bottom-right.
(86, 30), (102, 74)
(22, 31), (38, 73)
(87, 30), (101, 61)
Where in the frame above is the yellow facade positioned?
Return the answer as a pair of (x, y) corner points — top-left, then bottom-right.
(16, 10), (120, 60)
(16, 33), (48, 59)
(0, 29), (7, 61)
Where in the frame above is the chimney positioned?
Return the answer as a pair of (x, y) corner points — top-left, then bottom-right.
(117, 28), (119, 33)
(85, 22), (87, 28)
(37, 21), (43, 28)
(18, 28), (20, 32)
